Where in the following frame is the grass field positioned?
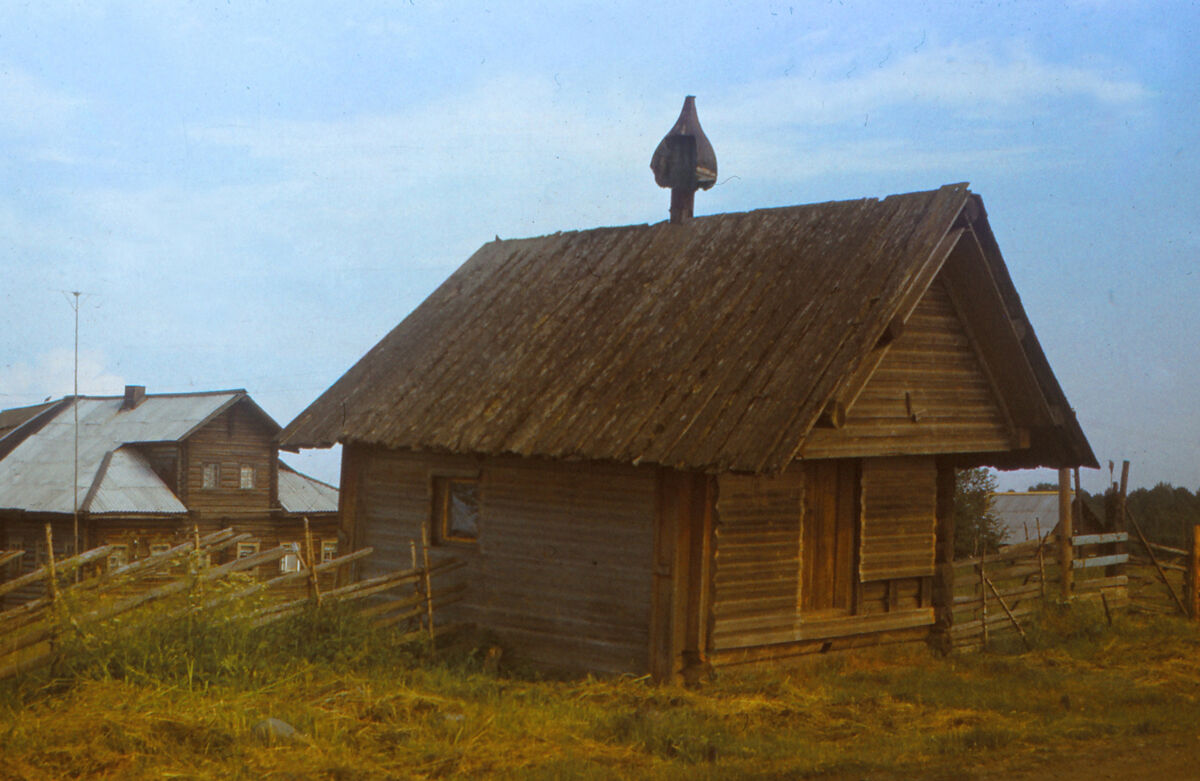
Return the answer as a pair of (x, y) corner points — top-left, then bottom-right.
(1, 596), (1198, 780)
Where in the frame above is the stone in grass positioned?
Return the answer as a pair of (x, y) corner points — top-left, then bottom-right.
(253, 717), (305, 745)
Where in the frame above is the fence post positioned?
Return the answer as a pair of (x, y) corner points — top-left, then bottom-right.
(1110, 461), (1129, 580)
(1035, 517), (1047, 600)
(1058, 468), (1073, 600)
(979, 551), (988, 649)
(1190, 524), (1200, 621)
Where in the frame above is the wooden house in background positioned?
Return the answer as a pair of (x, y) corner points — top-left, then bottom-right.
(0, 387), (338, 595)
(282, 103), (1094, 681)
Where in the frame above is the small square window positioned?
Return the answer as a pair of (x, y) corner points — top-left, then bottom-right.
(149, 543), (172, 556)
(239, 465), (255, 489)
(433, 476), (480, 543)
(202, 463), (220, 489)
(280, 542), (302, 573)
(108, 544), (129, 570)
(236, 541), (260, 559)
(320, 540), (338, 562)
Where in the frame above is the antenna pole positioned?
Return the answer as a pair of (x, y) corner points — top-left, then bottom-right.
(71, 291), (80, 559)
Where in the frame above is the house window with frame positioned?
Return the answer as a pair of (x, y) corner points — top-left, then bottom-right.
(202, 462), (220, 490)
(148, 543), (172, 557)
(108, 544), (130, 570)
(280, 542), (302, 573)
(239, 464), (255, 489)
(432, 476), (480, 543)
(236, 541), (260, 559)
(321, 540), (338, 563)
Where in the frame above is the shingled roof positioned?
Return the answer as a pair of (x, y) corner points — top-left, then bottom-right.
(282, 184), (1095, 474)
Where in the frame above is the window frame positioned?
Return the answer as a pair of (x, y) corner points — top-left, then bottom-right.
(239, 464), (256, 490)
(236, 541), (260, 559)
(108, 544), (130, 570)
(431, 474), (481, 544)
(320, 539), (338, 563)
(279, 541), (302, 573)
(202, 462), (220, 490)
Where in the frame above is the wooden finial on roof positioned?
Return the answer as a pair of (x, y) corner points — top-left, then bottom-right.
(650, 96), (717, 224)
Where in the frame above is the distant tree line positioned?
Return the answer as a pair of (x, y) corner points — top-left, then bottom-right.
(1027, 479), (1200, 550)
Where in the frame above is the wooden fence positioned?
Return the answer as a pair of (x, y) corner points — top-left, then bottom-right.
(952, 522), (1200, 650)
(0, 523), (460, 680)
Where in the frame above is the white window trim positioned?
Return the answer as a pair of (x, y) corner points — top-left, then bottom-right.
(279, 542), (302, 573)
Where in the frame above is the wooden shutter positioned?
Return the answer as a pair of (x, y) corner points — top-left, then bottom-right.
(859, 457), (936, 581)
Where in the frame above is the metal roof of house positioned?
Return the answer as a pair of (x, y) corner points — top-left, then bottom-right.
(85, 447), (188, 515)
(0, 391), (251, 514)
(990, 491), (1063, 545)
(283, 184), (1095, 474)
(0, 400), (61, 441)
(277, 462), (339, 513)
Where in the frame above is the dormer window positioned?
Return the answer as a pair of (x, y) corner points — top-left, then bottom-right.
(202, 463), (220, 490)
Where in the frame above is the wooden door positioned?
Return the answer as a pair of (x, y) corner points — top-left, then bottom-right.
(801, 460), (859, 614)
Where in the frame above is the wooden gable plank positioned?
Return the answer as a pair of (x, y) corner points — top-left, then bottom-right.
(800, 277), (1017, 459)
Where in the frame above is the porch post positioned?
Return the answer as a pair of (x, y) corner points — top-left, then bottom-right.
(930, 459), (956, 654)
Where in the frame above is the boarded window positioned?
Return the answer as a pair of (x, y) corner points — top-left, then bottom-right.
(859, 457), (937, 581)
(239, 465), (255, 489)
(236, 541), (260, 559)
(202, 463), (220, 489)
(433, 476), (480, 542)
(321, 540), (338, 562)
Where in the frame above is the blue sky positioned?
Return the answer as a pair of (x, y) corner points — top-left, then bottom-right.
(2, 1), (1197, 493)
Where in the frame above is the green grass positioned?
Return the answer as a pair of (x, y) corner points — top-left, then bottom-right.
(1, 598), (1199, 779)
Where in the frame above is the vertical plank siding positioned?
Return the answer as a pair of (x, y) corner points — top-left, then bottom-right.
(860, 457), (937, 581)
(802, 279), (1015, 459)
(351, 446), (657, 675)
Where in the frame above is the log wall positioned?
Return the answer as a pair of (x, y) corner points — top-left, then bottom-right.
(350, 445), (658, 675)
(184, 401), (276, 517)
(711, 458), (937, 657)
(710, 468), (804, 652)
(860, 457), (937, 582)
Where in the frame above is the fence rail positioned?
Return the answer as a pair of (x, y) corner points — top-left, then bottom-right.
(0, 522), (458, 681)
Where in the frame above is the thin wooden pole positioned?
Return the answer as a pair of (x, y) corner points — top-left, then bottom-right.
(1035, 517), (1046, 600)
(1128, 507), (1188, 616)
(304, 517), (322, 606)
(44, 524), (61, 606)
(1190, 524), (1200, 621)
(409, 538), (422, 633)
(420, 527), (435, 640)
(984, 575), (1030, 649)
(1115, 461), (1130, 581)
(979, 551), (988, 648)
(1058, 468), (1073, 600)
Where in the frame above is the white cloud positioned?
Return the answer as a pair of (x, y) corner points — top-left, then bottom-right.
(711, 41), (1147, 130)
